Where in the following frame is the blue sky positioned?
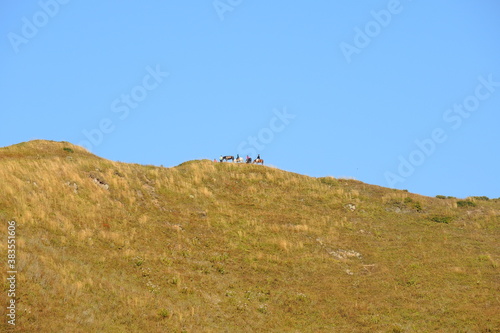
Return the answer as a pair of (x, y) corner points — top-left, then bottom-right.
(1, 1), (499, 199)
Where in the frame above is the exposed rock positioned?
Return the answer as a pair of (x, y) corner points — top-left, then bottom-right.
(164, 222), (184, 231)
(316, 238), (362, 260)
(65, 181), (79, 194)
(345, 203), (356, 212)
(328, 249), (362, 260)
(90, 175), (109, 190)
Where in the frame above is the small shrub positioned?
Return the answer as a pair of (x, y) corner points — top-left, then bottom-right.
(471, 196), (489, 201)
(436, 195), (457, 199)
(319, 177), (338, 187)
(113, 170), (125, 178)
(160, 257), (173, 266)
(63, 147), (74, 153)
(406, 277), (418, 286)
(133, 256), (144, 267)
(215, 264), (226, 274)
(388, 199), (404, 208)
(413, 202), (423, 212)
(158, 308), (171, 319)
(457, 200), (476, 208)
(477, 254), (490, 262)
(430, 216), (453, 224)
(257, 304), (268, 314)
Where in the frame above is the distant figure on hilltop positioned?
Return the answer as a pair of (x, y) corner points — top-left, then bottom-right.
(253, 154), (264, 165)
(235, 154), (244, 163)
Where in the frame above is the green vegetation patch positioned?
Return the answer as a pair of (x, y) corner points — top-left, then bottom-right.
(436, 195), (456, 199)
(457, 200), (477, 208)
(429, 215), (454, 224)
(471, 196), (489, 201)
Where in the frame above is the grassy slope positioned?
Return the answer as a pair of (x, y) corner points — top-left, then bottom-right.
(0, 140), (499, 332)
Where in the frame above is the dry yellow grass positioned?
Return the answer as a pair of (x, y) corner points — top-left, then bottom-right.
(0, 140), (499, 332)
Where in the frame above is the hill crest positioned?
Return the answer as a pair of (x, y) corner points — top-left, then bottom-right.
(0, 140), (499, 332)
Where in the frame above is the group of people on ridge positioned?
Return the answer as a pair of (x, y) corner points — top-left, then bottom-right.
(217, 154), (261, 163)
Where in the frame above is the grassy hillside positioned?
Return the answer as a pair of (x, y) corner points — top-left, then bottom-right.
(0, 140), (499, 332)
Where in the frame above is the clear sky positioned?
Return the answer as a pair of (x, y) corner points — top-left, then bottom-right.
(2, 1), (499, 199)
